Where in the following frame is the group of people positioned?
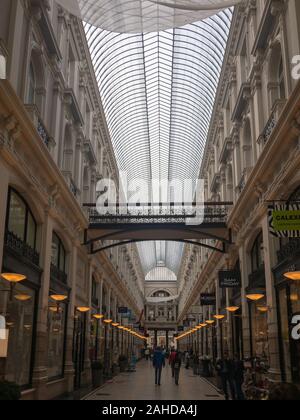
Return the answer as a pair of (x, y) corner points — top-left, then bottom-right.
(148, 347), (182, 386)
(215, 353), (245, 400)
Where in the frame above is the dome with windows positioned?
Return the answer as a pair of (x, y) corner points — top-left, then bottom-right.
(145, 263), (177, 282)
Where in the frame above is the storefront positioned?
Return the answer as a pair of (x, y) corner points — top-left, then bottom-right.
(246, 232), (270, 366)
(0, 188), (41, 389)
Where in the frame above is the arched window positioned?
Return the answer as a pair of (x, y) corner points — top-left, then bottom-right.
(269, 42), (286, 109)
(51, 232), (66, 275)
(6, 188), (37, 250)
(251, 232), (264, 273)
(152, 291), (170, 298)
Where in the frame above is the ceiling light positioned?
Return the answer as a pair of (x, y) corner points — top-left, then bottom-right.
(206, 320), (215, 325)
(257, 306), (269, 313)
(103, 319), (113, 324)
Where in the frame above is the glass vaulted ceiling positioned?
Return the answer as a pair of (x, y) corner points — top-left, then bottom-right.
(85, 9), (232, 275)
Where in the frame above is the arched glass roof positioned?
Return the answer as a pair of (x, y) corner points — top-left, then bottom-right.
(84, 9), (232, 274)
(146, 265), (177, 282)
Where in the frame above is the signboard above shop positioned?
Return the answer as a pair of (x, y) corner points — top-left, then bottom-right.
(200, 293), (216, 306)
(118, 307), (128, 314)
(219, 270), (241, 288)
(269, 205), (300, 237)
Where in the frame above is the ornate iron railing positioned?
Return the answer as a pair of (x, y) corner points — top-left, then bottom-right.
(277, 239), (300, 263)
(50, 263), (68, 284)
(84, 202), (233, 225)
(37, 118), (50, 148)
(5, 230), (40, 266)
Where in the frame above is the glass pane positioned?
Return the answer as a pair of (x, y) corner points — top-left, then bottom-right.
(26, 212), (36, 249)
(47, 299), (66, 379)
(250, 301), (269, 364)
(279, 287), (292, 382)
(59, 245), (65, 273)
(290, 283), (300, 382)
(51, 234), (59, 267)
(8, 191), (26, 241)
(0, 278), (35, 386)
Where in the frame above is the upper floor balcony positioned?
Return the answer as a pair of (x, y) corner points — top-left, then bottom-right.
(25, 104), (55, 151)
(258, 99), (286, 147)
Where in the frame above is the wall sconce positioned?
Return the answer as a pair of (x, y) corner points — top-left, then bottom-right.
(206, 320), (215, 325)
(226, 306), (240, 313)
(246, 293), (265, 302)
(76, 307), (91, 313)
(93, 314), (104, 320)
(1, 273), (27, 300)
(214, 314), (225, 320)
(284, 272), (300, 281)
(103, 319), (113, 324)
(14, 294), (31, 302)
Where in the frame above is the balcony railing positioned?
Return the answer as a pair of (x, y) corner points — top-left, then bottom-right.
(5, 230), (40, 266)
(50, 263), (68, 284)
(25, 104), (53, 150)
(258, 99), (286, 146)
(277, 239), (300, 263)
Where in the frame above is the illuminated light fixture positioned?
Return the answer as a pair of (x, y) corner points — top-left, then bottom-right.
(199, 323), (207, 327)
(246, 293), (265, 302)
(290, 293), (299, 302)
(226, 306), (240, 313)
(24, 324), (32, 330)
(1, 273), (26, 283)
(49, 306), (62, 313)
(118, 325), (124, 329)
(206, 320), (215, 325)
(284, 272), (300, 281)
(112, 323), (119, 327)
(76, 307), (91, 313)
(214, 314), (225, 320)
(50, 294), (68, 302)
(103, 319), (113, 324)
(93, 314), (104, 320)
(14, 294), (31, 302)
(257, 306), (269, 313)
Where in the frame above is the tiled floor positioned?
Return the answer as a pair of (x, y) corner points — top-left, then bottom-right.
(85, 360), (224, 400)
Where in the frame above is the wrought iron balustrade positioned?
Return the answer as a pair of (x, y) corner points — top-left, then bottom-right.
(258, 99), (286, 146)
(50, 263), (68, 284)
(37, 118), (50, 148)
(84, 202), (232, 225)
(5, 230), (40, 266)
(277, 239), (300, 263)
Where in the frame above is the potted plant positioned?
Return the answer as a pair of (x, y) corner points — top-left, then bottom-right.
(91, 361), (104, 388)
(0, 381), (21, 400)
(118, 355), (128, 372)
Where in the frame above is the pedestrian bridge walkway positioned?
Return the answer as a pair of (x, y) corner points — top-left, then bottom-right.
(84, 361), (224, 401)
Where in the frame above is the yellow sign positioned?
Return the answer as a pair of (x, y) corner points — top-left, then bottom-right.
(273, 210), (300, 232)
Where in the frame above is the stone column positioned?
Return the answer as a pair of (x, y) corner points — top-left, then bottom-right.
(0, 167), (9, 270)
(262, 214), (281, 381)
(239, 243), (252, 358)
(64, 243), (78, 393)
(32, 210), (53, 400)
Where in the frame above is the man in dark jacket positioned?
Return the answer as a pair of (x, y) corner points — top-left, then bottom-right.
(153, 347), (165, 386)
(216, 353), (236, 400)
(173, 352), (182, 385)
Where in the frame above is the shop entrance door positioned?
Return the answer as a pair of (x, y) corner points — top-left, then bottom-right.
(73, 313), (86, 390)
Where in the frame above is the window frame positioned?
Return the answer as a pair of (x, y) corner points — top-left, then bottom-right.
(51, 232), (66, 274)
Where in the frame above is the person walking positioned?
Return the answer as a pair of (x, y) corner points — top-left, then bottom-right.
(169, 348), (177, 378)
(145, 347), (150, 361)
(233, 354), (245, 400)
(153, 347), (165, 386)
(173, 352), (182, 385)
(216, 353), (236, 400)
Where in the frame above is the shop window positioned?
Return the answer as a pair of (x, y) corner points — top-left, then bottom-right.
(0, 278), (36, 387)
(250, 298), (269, 364)
(47, 298), (67, 379)
(251, 232), (264, 273)
(51, 233), (66, 272)
(6, 188), (37, 251)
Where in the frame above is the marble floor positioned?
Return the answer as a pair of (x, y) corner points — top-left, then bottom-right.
(84, 360), (224, 401)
